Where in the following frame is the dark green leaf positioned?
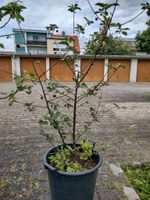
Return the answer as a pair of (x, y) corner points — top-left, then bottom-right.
(0, 43), (4, 48)
(75, 24), (85, 34)
(84, 17), (94, 25)
(122, 31), (128, 36)
(80, 82), (88, 88)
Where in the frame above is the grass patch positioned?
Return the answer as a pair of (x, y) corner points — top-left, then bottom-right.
(122, 163), (150, 200)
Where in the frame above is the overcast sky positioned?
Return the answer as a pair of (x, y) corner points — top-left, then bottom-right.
(0, 0), (149, 52)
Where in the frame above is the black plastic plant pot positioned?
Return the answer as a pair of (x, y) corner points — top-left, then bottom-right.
(43, 144), (103, 200)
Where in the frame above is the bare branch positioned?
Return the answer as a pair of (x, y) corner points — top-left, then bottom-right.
(0, 33), (14, 38)
(121, 10), (145, 26)
(0, 16), (11, 29)
(86, 0), (102, 22)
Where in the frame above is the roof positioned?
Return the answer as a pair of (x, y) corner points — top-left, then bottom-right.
(1, 51), (150, 59)
(0, 51), (14, 56)
(13, 28), (47, 34)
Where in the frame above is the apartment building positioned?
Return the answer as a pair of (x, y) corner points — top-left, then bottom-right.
(13, 29), (80, 55)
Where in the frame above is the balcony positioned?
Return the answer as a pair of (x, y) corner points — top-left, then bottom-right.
(27, 40), (47, 45)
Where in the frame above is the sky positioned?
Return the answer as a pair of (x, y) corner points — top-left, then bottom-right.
(0, 0), (149, 52)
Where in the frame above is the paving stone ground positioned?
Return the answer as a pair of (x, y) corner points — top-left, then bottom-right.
(0, 82), (150, 200)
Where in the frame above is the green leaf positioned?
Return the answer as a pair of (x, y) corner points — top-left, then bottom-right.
(0, 9), (3, 21)
(0, 43), (4, 48)
(122, 31), (128, 36)
(84, 17), (94, 25)
(95, 3), (105, 7)
(24, 102), (36, 111)
(8, 91), (17, 106)
(14, 76), (26, 86)
(29, 73), (37, 82)
(75, 24), (85, 34)
(141, 2), (150, 16)
(44, 133), (54, 141)
(95, 3), (119, 10)
(59, 39), (69, 47)
(39, 118), (49, 125)
(80, 82), (88, 88)
(47, 81), (64, 92)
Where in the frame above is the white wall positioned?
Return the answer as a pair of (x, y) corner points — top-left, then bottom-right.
(130, 59), (138, 82)
(11, 56), (21, 81)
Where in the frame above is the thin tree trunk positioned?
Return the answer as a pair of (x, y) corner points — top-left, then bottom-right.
(72, 83), (78, 146)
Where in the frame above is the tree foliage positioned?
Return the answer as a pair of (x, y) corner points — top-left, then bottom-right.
(0, 0), (25, 48)
(136, 20), (150, 54)
(84, 33), (134, 55)
(0, 1), (25, 22)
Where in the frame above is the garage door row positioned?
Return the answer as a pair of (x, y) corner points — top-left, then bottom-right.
(0, 57), (150, 82)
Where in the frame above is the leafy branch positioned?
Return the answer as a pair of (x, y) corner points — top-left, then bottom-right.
(2, 0), (149, 153)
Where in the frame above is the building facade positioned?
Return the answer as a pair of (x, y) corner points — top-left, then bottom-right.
(13, 29), (80, 55)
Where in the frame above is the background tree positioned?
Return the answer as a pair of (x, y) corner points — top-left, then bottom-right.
(0, 0), (25, 48)
(136, 20), (150, 54)
(84, 33), (134, 55)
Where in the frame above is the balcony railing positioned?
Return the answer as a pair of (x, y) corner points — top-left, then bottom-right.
(27, 40), (47, 45)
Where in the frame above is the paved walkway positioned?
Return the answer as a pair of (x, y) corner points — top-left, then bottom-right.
(0, 83), (150, 200)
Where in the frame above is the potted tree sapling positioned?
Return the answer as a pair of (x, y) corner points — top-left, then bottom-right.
(1, 1), (150, 200)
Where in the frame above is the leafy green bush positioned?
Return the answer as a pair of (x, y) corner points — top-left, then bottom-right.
(123, 163), (150, 200)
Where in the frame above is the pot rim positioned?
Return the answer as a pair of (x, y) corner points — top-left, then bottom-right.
(43, 144), (103, 176)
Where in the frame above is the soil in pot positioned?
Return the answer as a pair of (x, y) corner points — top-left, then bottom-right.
(48, 141), (97, 173)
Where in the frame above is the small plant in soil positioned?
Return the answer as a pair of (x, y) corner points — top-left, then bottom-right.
(49, 141), (97, 172)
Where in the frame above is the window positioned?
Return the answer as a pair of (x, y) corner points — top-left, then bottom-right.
(53, 48), (59, 51)
(27, 33), (47, 41)
(28, 47), (46, 54)
(61, 48), (67, 52)
(52, 43), (67, 53)
(33, 35), (38, 41)
(39, 35), (46, 41)
(15, 33), (25, 44)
